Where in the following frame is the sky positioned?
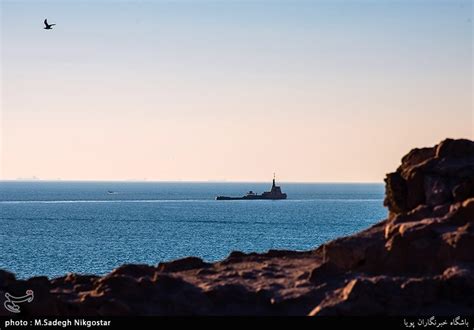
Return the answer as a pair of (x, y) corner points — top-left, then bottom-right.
(0, 0), (472, 182)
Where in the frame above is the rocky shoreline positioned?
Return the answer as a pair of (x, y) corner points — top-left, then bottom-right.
(1, 138), (473, 316)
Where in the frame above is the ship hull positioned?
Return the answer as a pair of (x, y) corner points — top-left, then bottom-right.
(215, 177), (287, 200)
(215, 194), (287, 200)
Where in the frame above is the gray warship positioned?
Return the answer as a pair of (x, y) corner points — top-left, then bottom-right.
(216, 175), (287, 200)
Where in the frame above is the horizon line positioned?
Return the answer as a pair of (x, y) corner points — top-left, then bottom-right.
(0, 179), (384, 184)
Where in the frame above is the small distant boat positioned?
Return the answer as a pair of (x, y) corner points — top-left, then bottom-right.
(107, 191), (118, 195)
(216, 175), (287, 200)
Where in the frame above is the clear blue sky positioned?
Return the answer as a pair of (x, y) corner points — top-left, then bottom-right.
(1, 0), (472, 181)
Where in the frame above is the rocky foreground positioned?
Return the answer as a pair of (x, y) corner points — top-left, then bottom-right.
(1, 138), (473, 316)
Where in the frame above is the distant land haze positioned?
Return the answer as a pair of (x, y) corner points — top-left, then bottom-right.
(1, 0), (472, 182)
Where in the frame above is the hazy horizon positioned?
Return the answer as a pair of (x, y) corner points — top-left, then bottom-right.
(1, 0), (473, 182)
(0, 179), (385, 183)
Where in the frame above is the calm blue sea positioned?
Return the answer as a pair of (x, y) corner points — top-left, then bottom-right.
(0, 181), (386, 279)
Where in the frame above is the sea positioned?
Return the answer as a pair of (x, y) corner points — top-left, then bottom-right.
(0, 181), (387, 279)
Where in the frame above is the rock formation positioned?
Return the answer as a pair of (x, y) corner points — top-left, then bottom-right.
(1, 138), (473, 316)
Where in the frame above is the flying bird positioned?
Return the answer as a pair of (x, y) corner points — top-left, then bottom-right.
(44, 19), (56, 30)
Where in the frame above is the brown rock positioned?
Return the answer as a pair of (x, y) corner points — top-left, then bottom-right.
(435, 138), (474, 158)
(452, 180), (474, 202)
(0, 270), (16, 287)
(157, 257), (211, 272)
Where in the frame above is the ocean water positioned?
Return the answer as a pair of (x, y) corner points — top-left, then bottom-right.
(0, 181), (386, 279)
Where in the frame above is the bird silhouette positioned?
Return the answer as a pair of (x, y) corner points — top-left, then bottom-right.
(44, 19), (56, 30)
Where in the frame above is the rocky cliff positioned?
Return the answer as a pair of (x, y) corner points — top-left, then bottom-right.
(1, 138), (473, 316)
